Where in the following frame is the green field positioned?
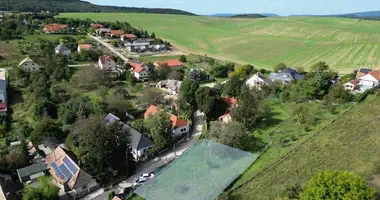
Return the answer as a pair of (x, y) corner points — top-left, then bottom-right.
(227, 95), (380, 199)
(59, 13), (380, 72)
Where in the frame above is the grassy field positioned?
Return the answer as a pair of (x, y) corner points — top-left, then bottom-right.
(227, 95), (380, 199)
(59, 13), (380, 72)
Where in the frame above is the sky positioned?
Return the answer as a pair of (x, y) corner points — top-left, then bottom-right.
(87, 0), (380, 15)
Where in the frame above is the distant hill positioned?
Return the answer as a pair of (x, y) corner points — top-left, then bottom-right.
(231, 14), (267, 18)
(209, 13), (278, 18)
(346, 11), (380, 18)
(289, 11), (380, 19)
(0, 0), (196, 15)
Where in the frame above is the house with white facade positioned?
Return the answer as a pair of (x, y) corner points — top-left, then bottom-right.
(98, 55), (117, 71)
(125, 60), (149, 81)
(156, 80), (182, 95)
(344, 70), (380, 92)
(18, 57), (41, 71)
(105, 113), (155, 160)
(55, 44), (71, 58)
(218, 97), (237, 123)
(246, 72), (273, 89)
(144, 105), (189, 137)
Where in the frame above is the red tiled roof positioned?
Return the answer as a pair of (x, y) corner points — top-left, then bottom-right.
(90, 23), (104, 28)
(112, 196), (122, 200)
(126, 61), (145, 73)
(78, 44), (92, 50)
(110, 30), (124, 35)
(222, 97), (237, 107)
(368, 70), (380, 81)
(43, 24), (68, 32)
(0, 103), (7, 112)
(144, 105), (188, 128)
(349, 79), (360, 86)
(154, 60), (184, 68)
(122, 34), (137, 38)
(99, 55), (112, 65)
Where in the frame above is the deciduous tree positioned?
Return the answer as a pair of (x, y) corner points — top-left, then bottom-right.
(75, 65), (111, 90)
(179, 79), (199, 107)
(274, 63), (287, 72)
(145, 111), (173, 151)
(300, 170), (376, 200)
(195, 87), (226, 120)
(23, 176), (60, 200)
(223, 75), (244, 97)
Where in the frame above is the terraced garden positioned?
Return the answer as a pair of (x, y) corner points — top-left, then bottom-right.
(59, 13), (380, 72)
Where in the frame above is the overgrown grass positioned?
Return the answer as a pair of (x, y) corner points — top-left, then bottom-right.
(228, 95), (380, 199)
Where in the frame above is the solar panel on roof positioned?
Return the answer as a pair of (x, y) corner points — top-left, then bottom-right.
(59, 164), (72, 180)
(63, 157), (78, 174)
(360, 68), (370, 74)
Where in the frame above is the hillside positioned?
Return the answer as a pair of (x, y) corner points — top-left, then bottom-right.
(58, 13), (380, 72)
(0, 0), (196, 15)
(228, 95), (380, 199)
(230, 14), (266, 18)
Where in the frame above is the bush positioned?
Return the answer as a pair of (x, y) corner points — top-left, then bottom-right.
(179, 55), (187, 63)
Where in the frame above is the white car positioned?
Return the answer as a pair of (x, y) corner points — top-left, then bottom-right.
(133, 173), (155, 187)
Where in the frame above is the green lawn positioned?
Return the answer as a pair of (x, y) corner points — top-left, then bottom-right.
(227, 95), (380, 199)
(59, 13), (380, 73)
(23, 34), (92, 42)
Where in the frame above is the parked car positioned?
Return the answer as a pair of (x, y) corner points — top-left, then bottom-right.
(133, 173), (155, 187)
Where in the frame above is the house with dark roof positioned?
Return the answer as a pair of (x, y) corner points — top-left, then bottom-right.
(269, 68), (304, 84)
(105, 113), (155, 160)
(16, 163), (48, 183)
(125, 60), (149, 81)
(0, 175), (22, 200)
(45, 146), (98, 199)
(144, 105), (189, 137)
(356, 68), (372, 78)
(55, 43), (71, 58)
(98, 55), (117, 71)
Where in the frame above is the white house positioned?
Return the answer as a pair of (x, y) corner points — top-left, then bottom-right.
(0, 69), (7, 112)
(126, 60), (149, 81)
(98, 55), (117, 71)
(18, 57), (41, 71)
(105, 113), (155, 160)
(55, 44), (71, 58)
(218, 97), (237, 123)
(156, 80), (182, 95)
(344, 70), (380, 92)
(144, 105), (189, 137)
(246, 72), (273, 89)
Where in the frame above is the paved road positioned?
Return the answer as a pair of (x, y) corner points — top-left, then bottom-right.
(88, 35), (129, 62)
(68, 64), (92, 68)
(82, 111), (205, 200)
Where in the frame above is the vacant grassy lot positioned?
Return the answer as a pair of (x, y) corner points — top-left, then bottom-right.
(227, 95), (380, 199)
(58, 13), (380, 72)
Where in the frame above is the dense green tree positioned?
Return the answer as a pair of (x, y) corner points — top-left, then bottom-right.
(75, 65), (111, 90)
(58, 96), (94, 125)
(324, 85), (354, 104)
(340, 73), (356, 84)
(210, 63), (235, 78)
(31, 117), (63, 145)
(71, 115), (134, 182)
(232, 85), (269, 129)
(166, 70), (183, 80)
(145, 111), (173, 151)
(195, 87), (226, 120)
(310, 61), (329, 72)
(209, 121), (258, 151)
(6, 146), (28, 169)
(23, 176), (60, 200)
(289, 103), (315, 125)
(132, 118), (148, 133)
(179, 79), (199, 107)
(223, 75), (244, 97)
(106, 92), (133, 117)
(300, 170), (376, 200)
(179, 55), (187, 63)
(229, 64), (256, 79)
(274, 63), (287, 72)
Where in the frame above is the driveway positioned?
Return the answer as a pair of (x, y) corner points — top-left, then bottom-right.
(81, 111), (205, 200)
(88, 35), (129, 62)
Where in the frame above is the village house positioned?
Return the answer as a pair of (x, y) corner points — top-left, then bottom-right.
(121, 34), (137, 41)
(110, 30), (124, 38)
(77, 44), (92, 53)
(18, 57), (41, 71)
(105, 113), (155, 160)
(55, 43), (71, 58)
(356, 68), (372, 78)
(95, 28), (110, 35)
(124, 39), (167, 53)
(90, 23), (104, 30)
(269, 68), (304, 84)
(246, 72), (273, 89)
(98, 55), (117, 71)
(43, 24), (68, 34)
(0, 14), (3, 22)
(144, 105), (189, 137)
(156, 79), (182, 95)
(218, 97), (237, 123)
(154, 60), (184, 70)
(16, 163), (48, 184)
(125, 60), (149, 81)
(46, 146), (98, 199)
(0, 69), (7, 113)
(345, 70), (380, 92)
